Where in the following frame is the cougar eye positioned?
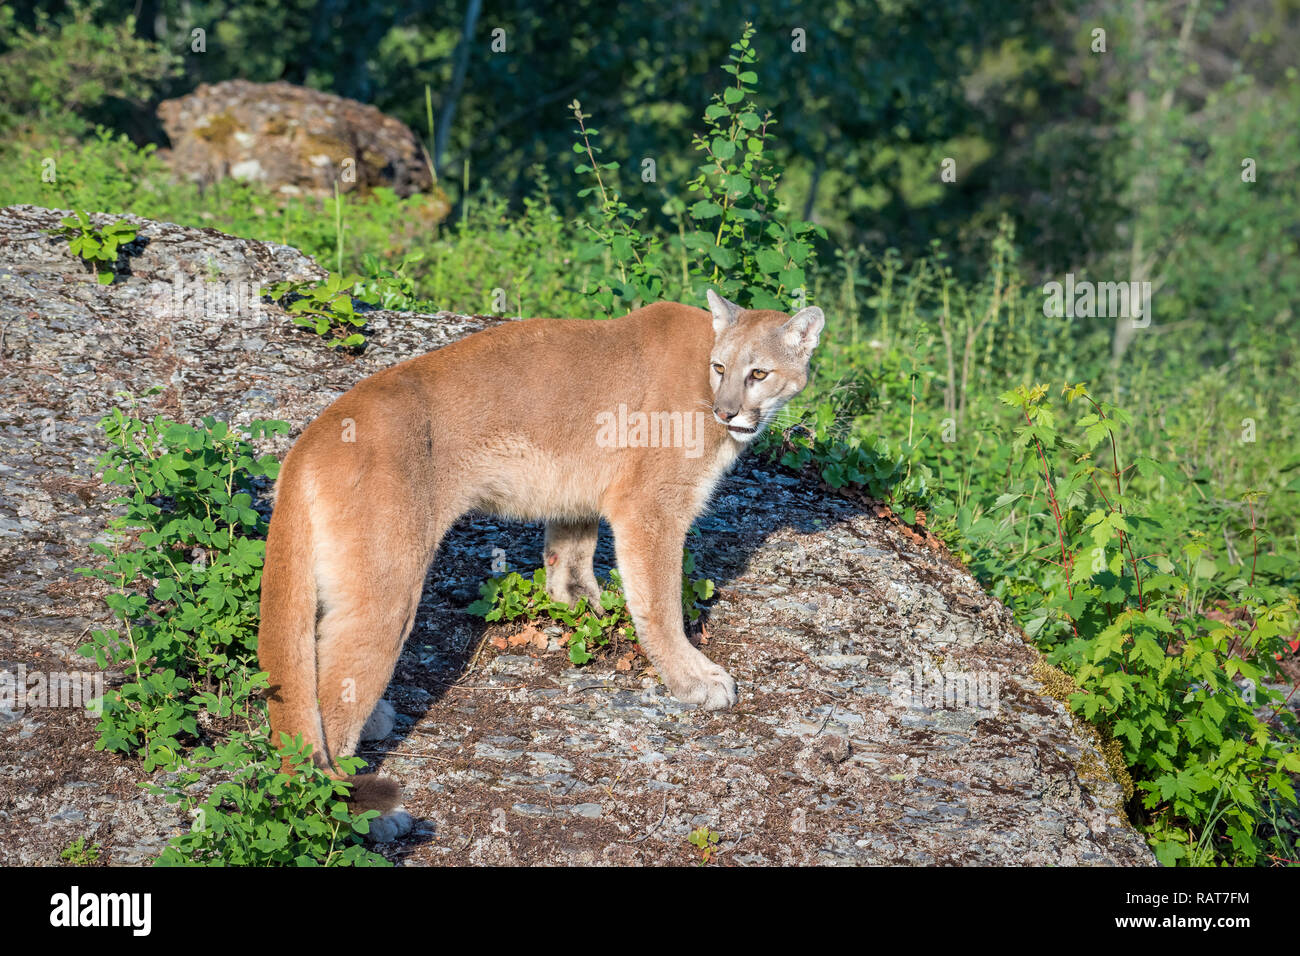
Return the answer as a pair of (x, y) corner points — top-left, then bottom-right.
(750, 369), (769, 381)
(711, 363), (725, 375)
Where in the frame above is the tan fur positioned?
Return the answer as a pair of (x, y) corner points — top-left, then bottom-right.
(257, 294), (823, 809)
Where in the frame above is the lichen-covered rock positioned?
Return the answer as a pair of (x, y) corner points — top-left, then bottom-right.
(0, 204), (1154, 866)
(157, 79), (444, 211)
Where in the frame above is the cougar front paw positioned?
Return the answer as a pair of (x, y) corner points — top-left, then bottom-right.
(663, 655), (738, 711)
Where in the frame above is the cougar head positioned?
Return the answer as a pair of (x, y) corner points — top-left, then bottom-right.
(706, 289), (824, 442)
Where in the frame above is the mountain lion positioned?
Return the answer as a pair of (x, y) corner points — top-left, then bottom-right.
(257, 291), (824, 827)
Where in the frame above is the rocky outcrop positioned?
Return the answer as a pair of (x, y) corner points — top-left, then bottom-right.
(0, 204), (1153, 865)
(157, 79), (443, 208)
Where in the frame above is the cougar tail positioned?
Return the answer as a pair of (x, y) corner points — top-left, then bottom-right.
(258, 461), (329, 774)
(345, 774), (403, 813)
(257, 454), (403, 816)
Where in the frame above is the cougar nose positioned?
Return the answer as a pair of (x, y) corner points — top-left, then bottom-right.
(717, 407), (738, 422)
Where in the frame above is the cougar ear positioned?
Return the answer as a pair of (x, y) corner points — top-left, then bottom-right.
(706, 289), (743, 336)
(782, 306), (825, 355)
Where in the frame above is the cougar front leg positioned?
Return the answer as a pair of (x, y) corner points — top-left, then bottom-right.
(607, 508), (737, 710)
(543, 518), (605, 609)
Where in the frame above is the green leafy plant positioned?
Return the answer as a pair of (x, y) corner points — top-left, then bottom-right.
(50, 209), (137, 284)
(571, 22), (824, 315)
(59, 837), (102, 865)
(687, 825), (721, 865)
(77, 395), (389, 866)
(680, 25), (824, 309)
(266, 273), (369, 349)
(993, 383), (1299, 865)
(150, 731), (388, 867)
(0, 1), (179, 143)
(760, 403), (926, 507)
(569, 100), (664, 314)
(76, 393), (285, 770)
(354, 251), (426, 310)
(759, 361), (1300, 865)
(679, 548), (717, 621)
(467, 549), (714, 666)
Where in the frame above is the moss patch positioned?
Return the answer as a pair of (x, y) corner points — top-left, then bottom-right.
(194, 111), (242, 145)
(301, 132), (353, 165)
(1032, 657), (1135, 808)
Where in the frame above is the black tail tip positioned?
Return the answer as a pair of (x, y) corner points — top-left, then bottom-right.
(346, 774), (402, 814)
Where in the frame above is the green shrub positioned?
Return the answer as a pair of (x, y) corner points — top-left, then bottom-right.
(49, 209), (138, 284)
(266, 257), (441, 349)
(266, 273), (370, 349)
(571, 23), (823, 315)
(78, 395), (387, 865)
(3, 125), (168, 215)
(150, 733), (387, 867)
(568, 100), (665, 313)
(678, 25), (823, 310)
(0, 1), (178, 145)
(989, 384), (1299, 865)
(59, 837), (103, 866)
(468, 549), (714, 666)
(77, 396), (283, 769)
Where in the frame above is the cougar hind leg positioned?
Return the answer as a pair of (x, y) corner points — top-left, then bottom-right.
(315, 573), (425, 764)
(314, 562), (424, 839)
(543, 518), (604, 609)
(312, 507), (450, 838)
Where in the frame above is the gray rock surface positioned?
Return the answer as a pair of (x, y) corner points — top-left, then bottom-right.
(0, 204), (1154, 866)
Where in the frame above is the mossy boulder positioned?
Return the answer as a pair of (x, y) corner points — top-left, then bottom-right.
(157, 80), (443, 214)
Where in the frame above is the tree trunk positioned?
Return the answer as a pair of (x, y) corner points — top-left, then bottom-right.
(435, 0), (485, 177)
